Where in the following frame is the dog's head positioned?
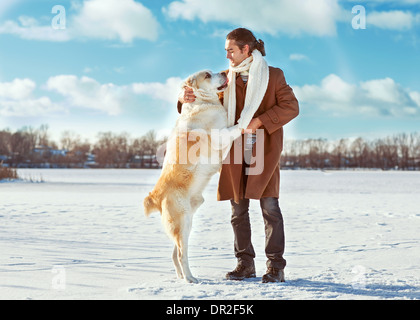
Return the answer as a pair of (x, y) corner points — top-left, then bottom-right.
(182, 70), (229, 94)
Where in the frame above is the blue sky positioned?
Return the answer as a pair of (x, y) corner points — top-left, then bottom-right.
(0, 0), (419, 144)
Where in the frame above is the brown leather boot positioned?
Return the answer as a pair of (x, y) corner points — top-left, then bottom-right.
(262, 267), (285, 283)
(226, 262), (256, 281)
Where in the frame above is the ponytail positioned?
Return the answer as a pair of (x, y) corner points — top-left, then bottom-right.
(255, 39), (266, 56)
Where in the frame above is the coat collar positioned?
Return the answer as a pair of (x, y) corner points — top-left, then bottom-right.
(236, 73), (246, 89)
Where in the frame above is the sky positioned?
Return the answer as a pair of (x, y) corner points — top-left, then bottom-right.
(0, 0), (419, 145)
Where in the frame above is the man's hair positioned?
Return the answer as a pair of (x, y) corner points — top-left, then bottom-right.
(226, 28), (266, 56)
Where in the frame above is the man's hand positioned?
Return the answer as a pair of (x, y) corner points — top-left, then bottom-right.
(243, 117), (263, 134)
(179, 87), (196, 104)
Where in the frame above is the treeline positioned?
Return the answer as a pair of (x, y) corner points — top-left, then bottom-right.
(281, 132), (420, 170)
(1, 126), (419, 170)
(0, 125), (166, 168)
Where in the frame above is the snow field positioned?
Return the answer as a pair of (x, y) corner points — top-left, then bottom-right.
(0, 169), (419, 299)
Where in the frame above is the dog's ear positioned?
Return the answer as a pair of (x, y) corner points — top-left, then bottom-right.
(183, 75), (197, 89)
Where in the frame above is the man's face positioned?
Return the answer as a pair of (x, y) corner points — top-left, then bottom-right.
(225, 39), (250, 67)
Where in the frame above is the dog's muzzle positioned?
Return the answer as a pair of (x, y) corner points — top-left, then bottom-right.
(217, 76), (229, 91)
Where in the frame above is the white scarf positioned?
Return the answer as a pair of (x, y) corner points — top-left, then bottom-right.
(219, 49), (269, 159)
(225, 49), (269, 128)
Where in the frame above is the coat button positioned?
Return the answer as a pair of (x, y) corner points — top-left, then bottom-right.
(273, 118), (278, 123)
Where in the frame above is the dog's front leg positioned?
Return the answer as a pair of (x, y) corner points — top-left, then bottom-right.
(178, 214), (198, 283)
(190, 194), (204, 213)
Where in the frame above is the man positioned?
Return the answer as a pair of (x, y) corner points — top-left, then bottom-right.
(178, 28), (299, 283)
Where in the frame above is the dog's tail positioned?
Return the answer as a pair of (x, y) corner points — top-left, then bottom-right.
(143, 192), (159, 217)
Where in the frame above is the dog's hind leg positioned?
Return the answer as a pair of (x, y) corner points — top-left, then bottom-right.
(172, 245), (183, 279)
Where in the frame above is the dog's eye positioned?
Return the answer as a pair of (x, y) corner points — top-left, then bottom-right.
(205, 72), (211, 79)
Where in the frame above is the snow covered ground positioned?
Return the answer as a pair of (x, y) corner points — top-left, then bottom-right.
(1, 169), (419, 300)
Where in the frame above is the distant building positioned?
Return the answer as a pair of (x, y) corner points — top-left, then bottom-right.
(84, 153), (98, 168)
(129, 154), (161, 168)
(33, 145), (68, 157)
(0, 155), (10, 167)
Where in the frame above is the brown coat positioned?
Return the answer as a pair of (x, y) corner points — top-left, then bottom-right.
(177, 66), (299, 203)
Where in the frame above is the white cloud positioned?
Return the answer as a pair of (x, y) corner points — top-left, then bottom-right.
(163, 0), (345, 37)
(46, 75), (183, 115)
(0, 16), (71, 41)
(0, 78), (64, 116)
(293, 74), (420, 118)
(0, 96), (62, 117)
(289, 53), (309, 61)
(0, 78), (36, 100)
(409, 91), (420, 108)
(46, 75), (128, 115)
(367, 10), (419, 30)
(131, 77), (182, 103)
(360, 78), (410, 104)
(0, 0), (159, 43)
(72, 0), (159, 42)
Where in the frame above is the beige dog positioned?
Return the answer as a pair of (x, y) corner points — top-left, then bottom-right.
(143, 70), (228, 283)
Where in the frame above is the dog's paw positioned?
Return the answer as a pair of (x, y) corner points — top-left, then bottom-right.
(176, 273), (184, 279)
(185, 276), (199, 284)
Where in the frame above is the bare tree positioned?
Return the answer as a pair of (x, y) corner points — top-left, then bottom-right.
(93, 132), (130, 168)
(37, 124), (50, 146)
(0, 129), (12, 156)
